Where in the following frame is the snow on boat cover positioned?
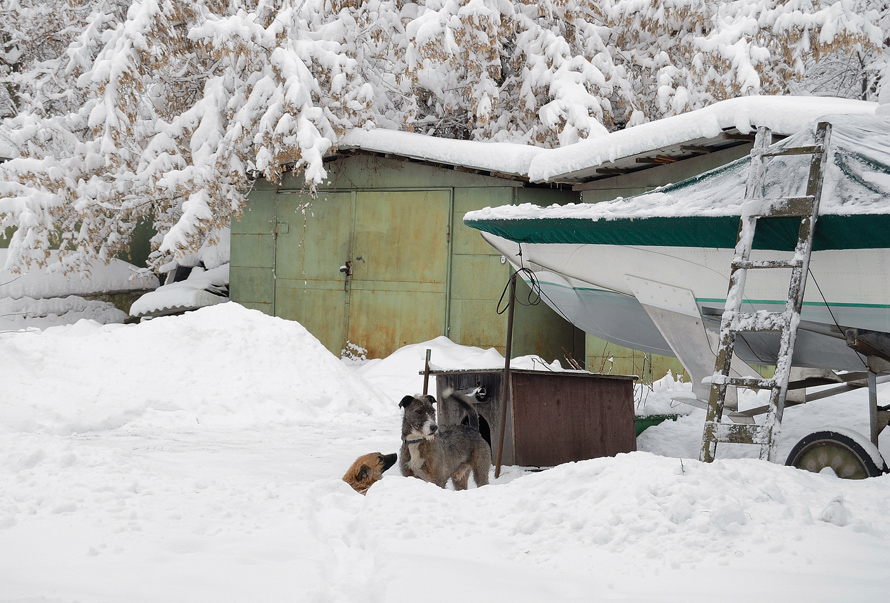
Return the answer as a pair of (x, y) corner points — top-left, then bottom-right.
(465, 113), (890, 252)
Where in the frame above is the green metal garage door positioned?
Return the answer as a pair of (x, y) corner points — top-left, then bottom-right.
(272, 189), (452, 358)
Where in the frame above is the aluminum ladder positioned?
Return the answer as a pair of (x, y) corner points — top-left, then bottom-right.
(700, 121), (832, 463)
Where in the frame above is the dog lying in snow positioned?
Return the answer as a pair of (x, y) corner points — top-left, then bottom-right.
(343, 452), (397, 495)
(398, 389), (491, 489)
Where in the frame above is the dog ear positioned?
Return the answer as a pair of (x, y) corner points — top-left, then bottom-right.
(425, 395), (437, 405)
(398, 395), (414, 408)
(356, 465), (370, 482)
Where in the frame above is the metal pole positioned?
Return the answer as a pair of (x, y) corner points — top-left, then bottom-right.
(868, 366), (879, 446)
(495, 272), (517, 479)
(422, 349), (432, 396)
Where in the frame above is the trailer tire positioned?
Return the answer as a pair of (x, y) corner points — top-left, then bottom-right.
(785, 429), (888, 479)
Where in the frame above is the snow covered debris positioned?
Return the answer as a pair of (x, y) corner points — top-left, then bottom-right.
(0, 295), (127, 332)
(1, 249), (158, 300)
(0, 248), (158, 331)
(129, 264), (229, 319)
(2, 303), (889, 601)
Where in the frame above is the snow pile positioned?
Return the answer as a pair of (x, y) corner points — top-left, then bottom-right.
(352, 335), (566, 401)
(1, 303), (889, 601)
(0, 303), (390, 436)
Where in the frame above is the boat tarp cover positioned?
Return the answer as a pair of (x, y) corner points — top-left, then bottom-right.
(465, 114), (890, 251)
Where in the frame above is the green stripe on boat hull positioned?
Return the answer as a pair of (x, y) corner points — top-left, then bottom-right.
(466, 214), (890, 251)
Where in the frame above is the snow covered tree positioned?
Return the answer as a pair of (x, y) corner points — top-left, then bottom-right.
(0, 0), (375, 272)
(0, 0), (884, 274)
(796, 0), (890, 100)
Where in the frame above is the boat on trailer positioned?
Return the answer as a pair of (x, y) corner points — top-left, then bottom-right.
(465, 113), (890, 477)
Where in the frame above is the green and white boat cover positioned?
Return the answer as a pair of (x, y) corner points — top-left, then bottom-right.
(465, 114), (890, 251)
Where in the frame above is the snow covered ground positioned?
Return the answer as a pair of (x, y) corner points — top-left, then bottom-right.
(2, 303), (889, 602)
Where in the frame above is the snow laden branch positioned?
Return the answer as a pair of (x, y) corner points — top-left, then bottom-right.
(0, 0), (371, 271)
(0, 0), (883, 272)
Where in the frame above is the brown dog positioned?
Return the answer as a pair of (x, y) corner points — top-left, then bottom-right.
(343, 452), (398, 494)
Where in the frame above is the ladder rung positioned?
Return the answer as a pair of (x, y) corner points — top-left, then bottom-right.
(703, 421), (771, 445)
(732, 258), (802, 270)
(747, 196), (816, 218)
(727, 310), (788, 332)
(710, 375), (776, 389)
(760, 145), (822, 157)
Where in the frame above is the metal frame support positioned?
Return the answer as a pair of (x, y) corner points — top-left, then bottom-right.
(495, 272), (517, 479)
(867, 356), (890, 446)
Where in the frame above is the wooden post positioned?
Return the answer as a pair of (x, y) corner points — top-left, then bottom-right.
(422, 349), (432, 396)
(495, 272), (517, 479)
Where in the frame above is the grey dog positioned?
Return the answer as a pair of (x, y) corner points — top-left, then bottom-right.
(398, 390), (491, 489)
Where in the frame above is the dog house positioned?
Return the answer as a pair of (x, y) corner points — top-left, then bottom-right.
(431, 369), (637, 467)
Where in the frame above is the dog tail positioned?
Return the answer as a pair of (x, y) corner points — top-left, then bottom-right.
(442, 386), (485, 432)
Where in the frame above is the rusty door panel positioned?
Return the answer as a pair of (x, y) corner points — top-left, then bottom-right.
(351, 191), (449, 283)
(447, 254), (508, 350)
(229, 265), (276, 314)
(452, 187), (514, 256)
(275, 280), (348, 352)
(347, 190), (451, 357)
(274, 192), (353, 353)
(347, 288), (447, 357)
(276, 192), (354, 281)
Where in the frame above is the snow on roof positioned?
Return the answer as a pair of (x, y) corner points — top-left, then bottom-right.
(529, 96), (878, 182)
(0, 249), (159, 300)
(338, 127), (547, 178)
(336, 96), (877, 184)
(465, 113), (890, 223)
(129, 264), (229, 318)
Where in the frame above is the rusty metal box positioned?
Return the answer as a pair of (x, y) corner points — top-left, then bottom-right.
(431, 369), (637, 468)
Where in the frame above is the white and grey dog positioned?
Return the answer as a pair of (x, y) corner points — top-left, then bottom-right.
(398, 390), (491, 489)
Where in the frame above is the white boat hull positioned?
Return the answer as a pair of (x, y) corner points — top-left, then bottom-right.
(483, 233), (890, 372)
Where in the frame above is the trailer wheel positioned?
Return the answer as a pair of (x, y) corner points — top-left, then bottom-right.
(785, 430), (888, 479)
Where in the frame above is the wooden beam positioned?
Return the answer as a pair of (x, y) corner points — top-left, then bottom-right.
(635, 154), (678, 164)
(721, 132), (757, 142)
